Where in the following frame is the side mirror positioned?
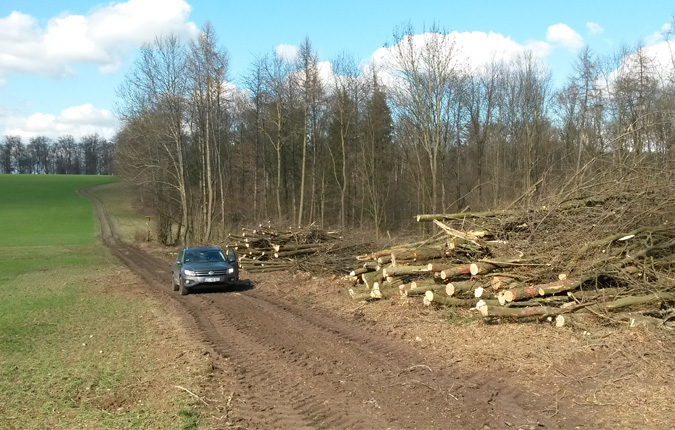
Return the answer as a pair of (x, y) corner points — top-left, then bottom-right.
(226, 248), (237, 263)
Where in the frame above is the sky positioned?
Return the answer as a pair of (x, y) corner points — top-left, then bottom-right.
(1, 0), (674, 141)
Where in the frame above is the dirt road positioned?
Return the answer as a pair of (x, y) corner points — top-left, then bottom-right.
(82, 186), (582, 429)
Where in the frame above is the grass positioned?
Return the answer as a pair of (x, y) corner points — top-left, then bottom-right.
(0, 175), (203, 429)
(0, 174), (112, 247)
(87, 181), (151, 243)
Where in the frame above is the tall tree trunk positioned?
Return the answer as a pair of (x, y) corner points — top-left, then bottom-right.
(298, 105), (307, 227)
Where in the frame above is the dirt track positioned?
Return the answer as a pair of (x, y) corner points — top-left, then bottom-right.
(82, 186), (584, 429)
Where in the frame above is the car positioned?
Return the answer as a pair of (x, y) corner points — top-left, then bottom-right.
(172, 246), (239, 295)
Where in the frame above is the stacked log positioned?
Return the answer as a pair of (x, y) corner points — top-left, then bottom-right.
(347, 203), (675, 328)
(346, 237), (464, 300)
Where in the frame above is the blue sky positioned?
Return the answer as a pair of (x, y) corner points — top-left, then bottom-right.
(1, 0), (673, 140)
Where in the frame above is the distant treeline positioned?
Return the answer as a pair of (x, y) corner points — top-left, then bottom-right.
(0, 134), (114, 175)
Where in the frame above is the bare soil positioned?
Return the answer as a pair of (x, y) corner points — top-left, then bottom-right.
(82, 187), (675, 429)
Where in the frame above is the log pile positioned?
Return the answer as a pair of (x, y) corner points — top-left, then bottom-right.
(347, 187), (675, 329)
(226, 223), (347, 273)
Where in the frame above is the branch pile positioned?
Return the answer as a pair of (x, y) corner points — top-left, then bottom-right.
(226, 223), (349, 273)
(347, 182), (675, 329)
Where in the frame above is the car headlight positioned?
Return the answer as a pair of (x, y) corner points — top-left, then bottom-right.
(183, 269), (196, 276)
(227, 267), (234, 274)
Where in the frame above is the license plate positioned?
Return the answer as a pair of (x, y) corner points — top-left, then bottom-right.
(205, 277), (220, 282)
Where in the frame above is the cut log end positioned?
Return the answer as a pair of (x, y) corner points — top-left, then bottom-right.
(503, 290), (515, 302)
(491, 275), (517, 291)
(476, 300), (489, 316)
(497, 292), (506, 306)
(470, 262), (497, 276)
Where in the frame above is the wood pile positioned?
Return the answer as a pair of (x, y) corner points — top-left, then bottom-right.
(347, 189), (675, 329)
(226, 223), (345, 273)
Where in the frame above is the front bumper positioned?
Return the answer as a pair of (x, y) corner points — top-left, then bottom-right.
(183, 273), (238, 288)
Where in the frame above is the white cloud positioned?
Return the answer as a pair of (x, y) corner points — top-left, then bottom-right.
(369, 30), (551, 83)
(603, 39), (675, 92)
(645, 21), (673, 46)
(455, 31), (550, 68)
(604, 21), (675, 85)
(646, 31), (663, 47)
(317, 61), (336, 86)
(642, 40), (675, 78)
(546, 23), (584, 52)
(3, 104), (119, 140)
(275, 44), (300, 61)
(268, 44), (339, 89)
(586, 22), (604, 35)
(0, 0), (198, 79)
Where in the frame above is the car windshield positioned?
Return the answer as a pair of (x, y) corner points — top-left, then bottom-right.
(184, 250), (225, 263)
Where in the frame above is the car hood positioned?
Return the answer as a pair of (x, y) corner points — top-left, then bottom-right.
(183, 261), (234, 271)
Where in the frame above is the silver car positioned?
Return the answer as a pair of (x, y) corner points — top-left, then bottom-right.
(172, 246), (239, 295)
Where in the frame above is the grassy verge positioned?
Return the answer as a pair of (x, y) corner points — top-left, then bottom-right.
(87, 181), (151, 243)
(0, 175), (206, 429)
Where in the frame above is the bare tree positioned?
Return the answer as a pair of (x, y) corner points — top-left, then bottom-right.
(360, 67), (394, 237)
(259, 52), (293, 221)
(244, 56), (271, 220)
(465, 60), (502, 206)
(186, 22), (229, 241)
(328, 52), (360, 228)
(0, 136), (21, 173)
(116, 34), (191, 245)
(612, 42), (659, 155)
(501, 52), (551, 193)
(388, 24), (462, 214)
(296, 38), (322, 227)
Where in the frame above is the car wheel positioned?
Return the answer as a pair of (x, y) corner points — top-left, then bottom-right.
(179, 276), (189, 295)
(172, 275), (179, 291)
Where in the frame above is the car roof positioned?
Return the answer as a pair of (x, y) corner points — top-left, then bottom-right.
(183, 246), (221, 251)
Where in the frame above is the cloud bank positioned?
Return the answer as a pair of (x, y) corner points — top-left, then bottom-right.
(546, 23), (584, 52)
(2, 104), (119, 140)
(0, 0), (197, 140)
(0, 0), (198, 78)
(368, 29), (552, 84)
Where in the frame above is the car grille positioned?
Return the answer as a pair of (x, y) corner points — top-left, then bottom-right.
(193, 269), (229, 276)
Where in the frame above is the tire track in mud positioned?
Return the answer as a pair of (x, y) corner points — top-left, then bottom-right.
(82, 185), (379, 428)
(81, 185), (580, 429)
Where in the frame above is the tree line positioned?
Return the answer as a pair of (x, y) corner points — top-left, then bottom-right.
(0, 134), (114, 175)
(115, 22), (675, 246)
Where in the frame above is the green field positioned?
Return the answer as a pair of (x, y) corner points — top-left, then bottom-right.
(0, 174), (113, 247)
(0, 175), (201, 429)
(86, 180), (152, 243)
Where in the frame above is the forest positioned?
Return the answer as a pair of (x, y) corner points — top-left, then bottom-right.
(52, 23), (675, 244)
(0, 134), (114, 175)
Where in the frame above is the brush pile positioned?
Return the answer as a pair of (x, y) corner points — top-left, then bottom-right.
(347, 175), (675, 329)
(226, 223), (354, 273)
